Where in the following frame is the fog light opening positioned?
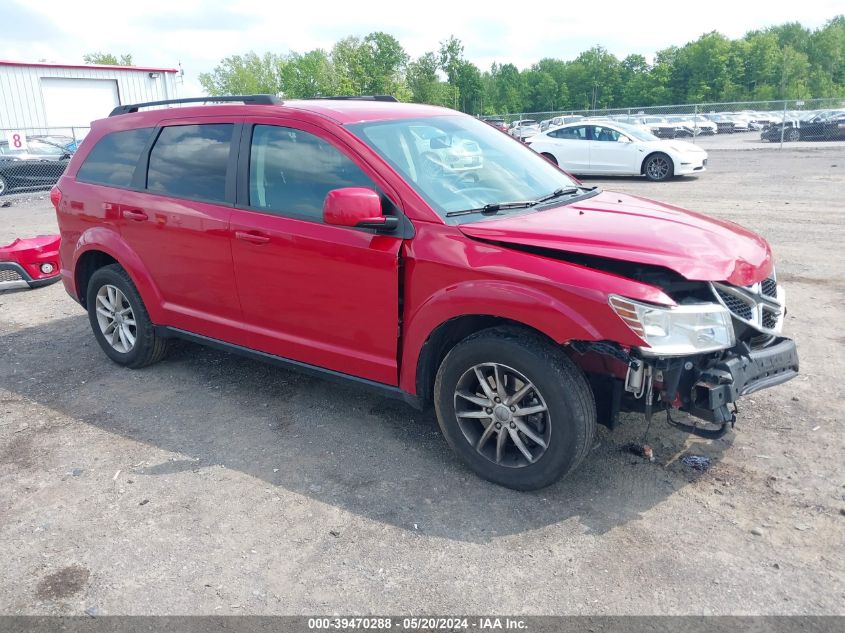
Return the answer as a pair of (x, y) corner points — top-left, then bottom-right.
(40, 263), (55, 274)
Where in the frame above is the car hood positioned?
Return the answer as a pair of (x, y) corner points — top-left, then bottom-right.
(458, 190), (772, 286)
(646, 139), (705, 153)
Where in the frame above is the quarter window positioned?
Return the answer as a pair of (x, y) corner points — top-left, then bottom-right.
(147, 124), (233, 203)
(248, 125), (375, 222)
(77, 128), (154, 187)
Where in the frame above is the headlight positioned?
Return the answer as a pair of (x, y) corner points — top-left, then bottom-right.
(609, 295), (735, 356)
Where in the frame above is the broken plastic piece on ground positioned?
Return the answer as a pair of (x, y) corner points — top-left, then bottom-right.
(626, 443), (655, 462)
(681, 454), (712, 471)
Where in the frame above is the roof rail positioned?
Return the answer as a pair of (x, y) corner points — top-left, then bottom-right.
(307, 95), (398, 102)
(109, 94), (280, 116)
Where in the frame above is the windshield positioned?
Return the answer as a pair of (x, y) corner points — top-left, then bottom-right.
(613, 122), (659, 142)
(348, 115), (586, 222)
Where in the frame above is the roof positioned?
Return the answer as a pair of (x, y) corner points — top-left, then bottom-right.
(282, 99), (455, 124)
(98, 99), (457, 128)
(0, 60), (178, 74)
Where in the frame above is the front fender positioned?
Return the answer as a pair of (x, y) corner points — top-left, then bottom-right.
(71, 227), (166, 323)
(399, 279), (635, 395)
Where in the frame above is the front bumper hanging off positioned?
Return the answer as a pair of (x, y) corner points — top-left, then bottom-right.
(685, 337), (799, 427)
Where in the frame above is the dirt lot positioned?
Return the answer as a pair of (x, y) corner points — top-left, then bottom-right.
(1, 147), (843, 615)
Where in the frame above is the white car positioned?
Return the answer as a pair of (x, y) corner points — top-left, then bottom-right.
(525, 121), (708, 181)
(509, 119), (541, 140)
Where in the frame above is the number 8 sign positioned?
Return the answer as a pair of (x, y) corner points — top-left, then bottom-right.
(5, 131), (28, 150)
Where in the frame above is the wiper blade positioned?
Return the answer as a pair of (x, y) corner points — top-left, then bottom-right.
(445, 200), (535, 217)
(535, 187), (578, 204)
(445, 186), (599, 218)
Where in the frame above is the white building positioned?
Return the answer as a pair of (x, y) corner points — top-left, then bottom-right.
(0, 60), (179, 133)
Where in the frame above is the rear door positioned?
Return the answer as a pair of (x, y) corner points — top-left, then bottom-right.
(229, 119), (403, 385)
(118, 118), (246, 343)
(545, 125), (590, 173)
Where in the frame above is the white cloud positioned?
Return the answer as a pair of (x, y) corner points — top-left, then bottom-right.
(5, 0), (841, 96)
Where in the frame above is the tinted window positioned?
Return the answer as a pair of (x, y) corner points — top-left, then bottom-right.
(249, 125), (375, 222)
(147, 124), (232, 202)
(77, 128), (153, 187)
(549, 126), (587, 140)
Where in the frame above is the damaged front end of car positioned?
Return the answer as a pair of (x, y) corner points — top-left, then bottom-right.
(572, 270), (798, 439)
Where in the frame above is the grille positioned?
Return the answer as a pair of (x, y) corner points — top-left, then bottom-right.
(0, 269), (24, 283)
(762, 310), (779, 330)
(715, 287), (753, 320)
(761, 278), (777, 298)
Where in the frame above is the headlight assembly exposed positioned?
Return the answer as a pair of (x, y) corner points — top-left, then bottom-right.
(609, 295), (735, 356)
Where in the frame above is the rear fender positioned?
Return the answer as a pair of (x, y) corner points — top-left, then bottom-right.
(71, 227), (166, 323)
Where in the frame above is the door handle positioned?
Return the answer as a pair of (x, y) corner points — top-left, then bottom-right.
(122, 208), (148, 221)
(234, 230), (270, 245)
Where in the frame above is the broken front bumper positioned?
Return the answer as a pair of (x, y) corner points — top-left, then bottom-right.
(685, 337), (799, 427)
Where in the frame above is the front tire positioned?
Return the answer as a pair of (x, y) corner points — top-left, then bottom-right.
(434, 327), (596, 490)
(0, 173), (8, 196)
(643, 153), (674, 181)
(86, 264), (168, 368)
(786, 128), (801, 142)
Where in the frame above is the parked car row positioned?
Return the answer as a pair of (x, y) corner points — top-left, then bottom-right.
(483, 107), (845, 145)
(760, 109), (845, 142)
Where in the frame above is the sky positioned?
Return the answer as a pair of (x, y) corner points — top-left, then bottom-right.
(3, 0), (842, 96)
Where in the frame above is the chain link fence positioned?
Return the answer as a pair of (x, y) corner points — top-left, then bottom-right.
(495, 98), (845, 147)
(0, 126), (90, 205)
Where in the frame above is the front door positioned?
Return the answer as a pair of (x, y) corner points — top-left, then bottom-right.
(229, 121), (403, 385)
(587, 125), (640, 174)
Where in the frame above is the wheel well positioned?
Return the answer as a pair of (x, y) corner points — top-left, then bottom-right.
(75, 250), (118, 308)
(540, 152), (557, 165)
(414, 316), (555, 407)
(640, 151), (672, 175)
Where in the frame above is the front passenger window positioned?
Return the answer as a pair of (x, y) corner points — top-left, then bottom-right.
(249, 125), (376, 222)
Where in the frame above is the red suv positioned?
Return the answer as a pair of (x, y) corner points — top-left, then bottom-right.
(53, 95), (798, 490)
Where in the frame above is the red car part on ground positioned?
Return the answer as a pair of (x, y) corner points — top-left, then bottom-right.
(0, 235), (62, 290)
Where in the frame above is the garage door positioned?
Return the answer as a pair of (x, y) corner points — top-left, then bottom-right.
(40, 77), (119, 127)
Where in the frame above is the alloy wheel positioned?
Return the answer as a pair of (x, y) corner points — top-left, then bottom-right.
(453, 362), (551, 468)
(647, 156), (670, 180)
(95, 284), (137, 353)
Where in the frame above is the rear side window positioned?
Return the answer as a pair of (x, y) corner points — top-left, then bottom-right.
(76, 128), (153, 187)
(549, 126), (587, 140)
(147, 124), (233, 203)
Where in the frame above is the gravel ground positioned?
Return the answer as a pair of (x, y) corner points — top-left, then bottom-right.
(1, 147), (843, 615)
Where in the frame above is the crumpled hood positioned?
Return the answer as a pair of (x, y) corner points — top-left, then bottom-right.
(458, 191), (772, 286)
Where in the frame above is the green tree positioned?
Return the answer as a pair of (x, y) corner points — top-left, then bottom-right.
(83, 52), (133, 66)
(281, 50), (335, 98)
(199, 52), (284, 96)
(359, 32), (409, 95)
(565, 46), (621, 110)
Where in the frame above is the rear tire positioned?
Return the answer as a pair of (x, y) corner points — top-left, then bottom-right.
(86, 264), (168, 368)
(434, 327), (596, 490)
(643, 153), (674, 181)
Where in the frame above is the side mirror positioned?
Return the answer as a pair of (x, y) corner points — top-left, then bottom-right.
(618, 136), (632, 143)
(323, 187), (398, 232)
